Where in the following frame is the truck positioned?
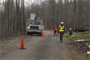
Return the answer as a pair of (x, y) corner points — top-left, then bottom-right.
(26, 13), (44, 36)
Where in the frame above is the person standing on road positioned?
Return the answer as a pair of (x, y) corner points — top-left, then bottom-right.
(69, 28), (72, 36)
(53, 26), (57, 36)
(58, 22), (65, 43)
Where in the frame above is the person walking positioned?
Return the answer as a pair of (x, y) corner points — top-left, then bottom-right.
(53, 26), (57, 36)
(58, 22), (65, 43)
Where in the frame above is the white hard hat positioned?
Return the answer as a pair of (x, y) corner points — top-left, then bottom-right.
(70, 28), (72, 30)
(61, 22), (64, 24)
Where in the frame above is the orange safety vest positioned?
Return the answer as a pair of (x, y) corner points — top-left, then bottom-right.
(55, 28), (57, 31)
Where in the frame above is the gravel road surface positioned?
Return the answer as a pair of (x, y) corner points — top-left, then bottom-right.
(0, 31), (84, 60)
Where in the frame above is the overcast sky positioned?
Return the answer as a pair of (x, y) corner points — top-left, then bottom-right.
(25, 0), (58, 3)
(25, 0), (46, 5)
(0, 0), (65, 5)
(25, 0), (34, 3)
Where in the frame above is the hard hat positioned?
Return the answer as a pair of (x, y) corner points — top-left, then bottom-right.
(61, 22), (64, 24)
(70, 28), (72, 30)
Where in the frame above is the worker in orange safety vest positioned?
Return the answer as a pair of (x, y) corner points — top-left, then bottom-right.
(58, 22), (65, 43)
(53, 26), (57, 36)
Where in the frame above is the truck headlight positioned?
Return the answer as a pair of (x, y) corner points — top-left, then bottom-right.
(39, 26), (41, 29)
(27, 26), (30, 29)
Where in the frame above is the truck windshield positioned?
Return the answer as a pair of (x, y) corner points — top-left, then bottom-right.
(30, 20), (43, 25)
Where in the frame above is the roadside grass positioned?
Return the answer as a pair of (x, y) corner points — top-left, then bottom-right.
(64, 33), (90, 59)
(83, 54), (90, 59)
(64, 33), (81, 46)
(64, 33), (90, 45)
(13, 35), (16, 37)
(64, 33), (90, 42)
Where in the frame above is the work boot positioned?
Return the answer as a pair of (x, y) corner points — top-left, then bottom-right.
(60, 40), (62, 43)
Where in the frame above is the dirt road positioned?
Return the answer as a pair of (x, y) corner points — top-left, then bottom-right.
(0, 31), (85, 60)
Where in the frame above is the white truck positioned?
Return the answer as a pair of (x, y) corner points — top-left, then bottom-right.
(26, 13), (44, 36)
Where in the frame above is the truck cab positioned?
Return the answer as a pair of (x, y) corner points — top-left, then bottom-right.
(26, 19), (44, 36)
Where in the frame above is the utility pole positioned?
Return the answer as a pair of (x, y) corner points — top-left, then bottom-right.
(74, 0), (76, 30)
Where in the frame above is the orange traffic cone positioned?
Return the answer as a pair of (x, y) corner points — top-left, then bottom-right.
(52, 30), (54, 33)
(42, 31), (44, 37)
(20, 37), (24, 49)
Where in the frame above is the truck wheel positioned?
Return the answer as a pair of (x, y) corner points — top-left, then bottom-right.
(27, 32), (29, 35)
(39, 33), (42, 36)
(30, 33), (32, 36)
